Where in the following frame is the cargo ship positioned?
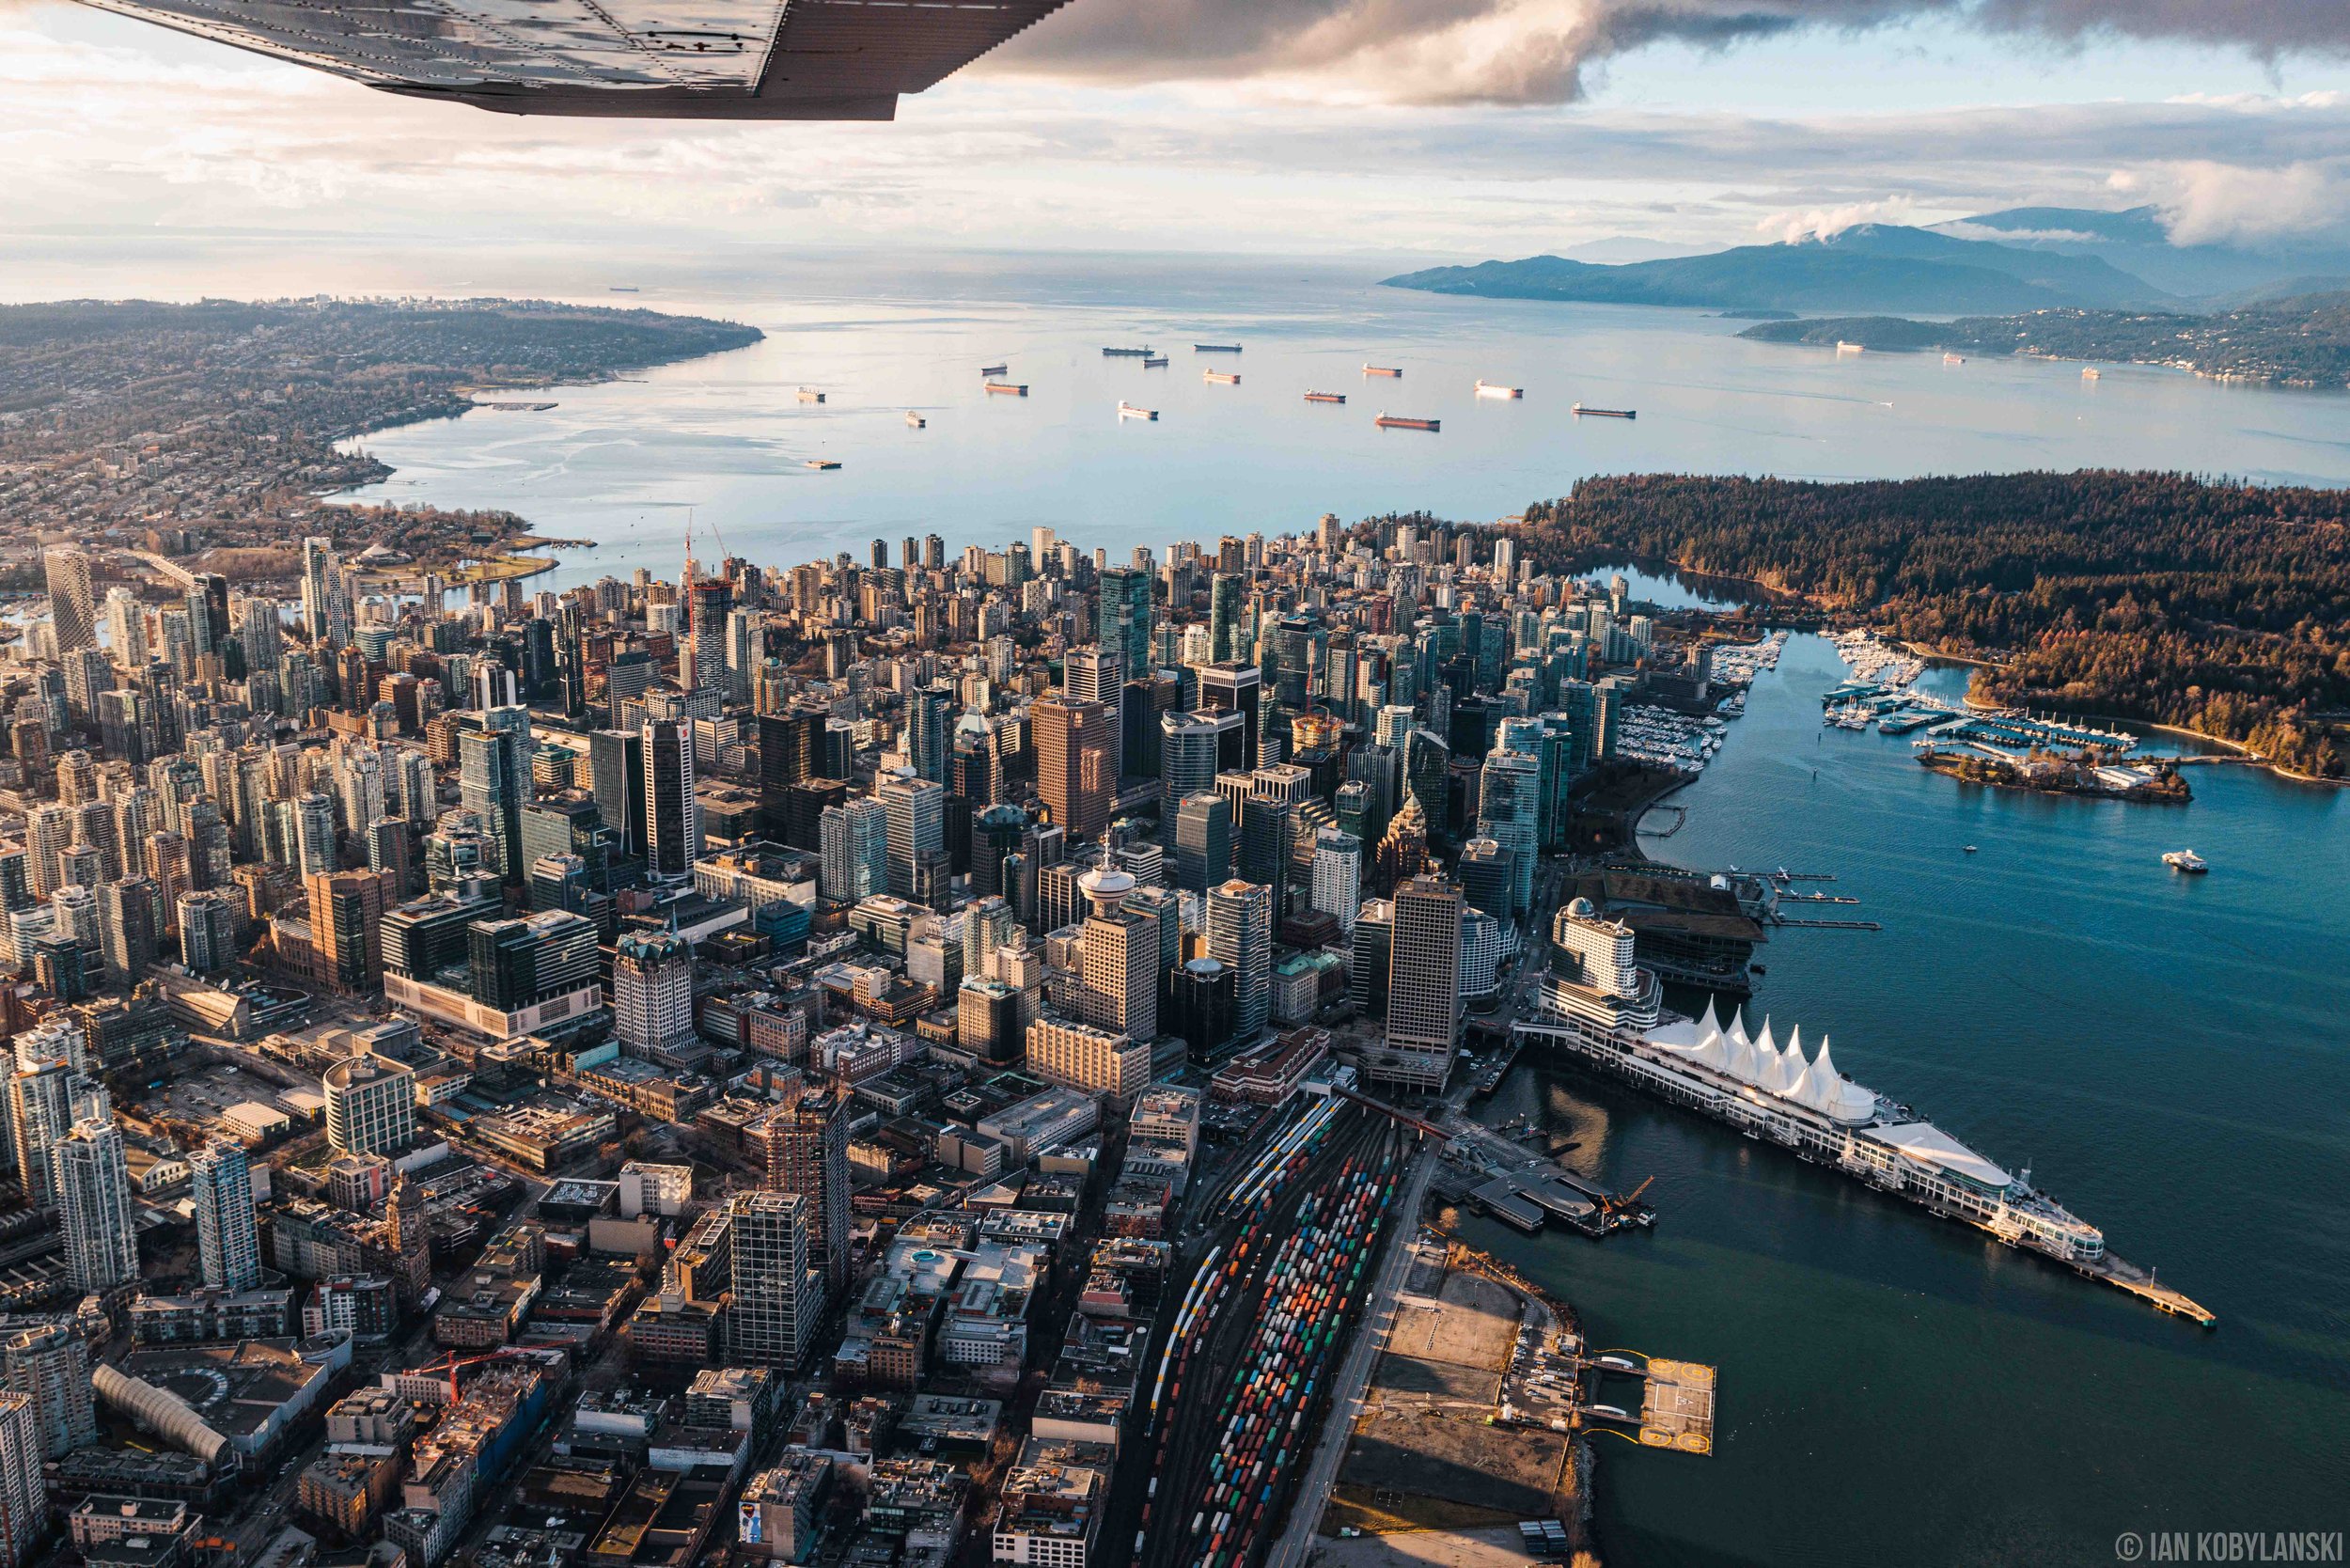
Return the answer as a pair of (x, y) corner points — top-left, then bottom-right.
(1118, 402), (1159, 421)
(1836, 340), (1864, 354)
(1474, 381), (1524, 399)
(2082, 367), (2102, 380)
(904, 411), (926, 428)
(1518, 907), (2216, 1328)
(796, 387), (825, 403)
(1203, 369), (1241, 385)
(1363, 364), (1402, 377)
(804, 459), (840, 469)
(1374, 413), (1438, 431)
(1194, 342), (1243, 353)
(1303, 391), (1346, 404)
(1571, 403), (1636, 418)
(984, 382), (1028, 397)
(1103, 346), (1154, 357)
(980, 362), (1008, 375)
(1143, 355), (1168, 368)
(1943, 353), (1966, 365)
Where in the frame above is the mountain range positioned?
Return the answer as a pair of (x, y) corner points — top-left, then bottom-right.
(1383, 208), (2350, 316)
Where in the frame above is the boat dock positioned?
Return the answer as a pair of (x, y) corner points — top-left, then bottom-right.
(1438, 1114), (1653, 1238)
(1625, 1357), (1717, 1454)
(2080, 1255), (2217, 1327)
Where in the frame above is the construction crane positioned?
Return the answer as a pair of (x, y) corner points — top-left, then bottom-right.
(1599, 1177), (1654, 1217)
(417, 1344), (538, 1402)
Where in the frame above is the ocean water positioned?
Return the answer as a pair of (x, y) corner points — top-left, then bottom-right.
(336, 267), (2350, 1564)
(1465, 596), (2350, 1567)
(337, 261), (2350, 588)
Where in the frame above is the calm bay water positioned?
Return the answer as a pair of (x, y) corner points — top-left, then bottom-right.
(338, 261), (2350, 588)
(1467, 600), (2350, 1567)
(339, 268), (2350, 1564)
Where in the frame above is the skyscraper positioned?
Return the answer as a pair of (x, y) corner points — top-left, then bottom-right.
(1075, 867), (1157, 1043)
(757, 1089), (850, 1298)
(613, 931), (697, 1058)
(0, 1320), (96, 1460)
(1475, 747), (1541, 917)
(906, 681), (954, 785)
(819, 797), (888, 903)
(642, 718), (701, 883)
(301, 536), (351, 649)
(1031, 695), (1110, 842)
(1159, 710), (1234, 825)
(1098, 565), (1153, 682)
(188, 1139), (261, 1293)
(96, 876), (159, 985)
(728, 1190), (822, 1369)
(1208, 573), (1242, 665)
(0, 1389), (48, 1568)
(1198, 664), (1262, 773)
(876, 774), (944, 900)
(1205, 879), (1272, 1047)
(1381, 875), (1464, 1092)
(55, 1120), (139, 1294)
(1310, 826), (1363, 934)
(42, 549), (95, 654)
(1172, 792), (1232, 895)
(306, 870), (391, 995)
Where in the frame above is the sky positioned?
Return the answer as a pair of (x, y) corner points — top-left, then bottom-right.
(5, 0), (2350, 284)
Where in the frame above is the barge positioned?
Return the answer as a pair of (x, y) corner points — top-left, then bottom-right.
(1374, 414), (1438, 431)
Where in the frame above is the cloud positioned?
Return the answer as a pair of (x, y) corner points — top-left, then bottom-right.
(1756, 196), (1919, 243)
(2115, 160), (2350, 245)
(994, 0), (2350, 105)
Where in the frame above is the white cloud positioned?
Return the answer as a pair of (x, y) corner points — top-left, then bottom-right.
(2123, 159), (2350, 245)
(1756, 196), (1920, 243)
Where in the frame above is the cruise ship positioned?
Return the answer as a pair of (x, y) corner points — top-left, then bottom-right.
(1514, 902), (2215, 1327)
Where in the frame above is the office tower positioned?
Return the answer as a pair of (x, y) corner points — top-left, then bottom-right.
(1098, 564), (1153, 682)
(56, 1120), (139, 1293)
(0, 1388), (44, 1568)
(758, 708), (822, 829)
(1159, 710), (1233, 825)
(1455, 838), (1517, 932)
(1381, 875), (1464, 1091)
(1310, 827), (1363, 934)
(906, 682), (954, 785)
(613, 931), (697, 1058)
(1333, 779), (1371, 846)
(968, 804), (1028, 901)
(459, 727), (525, 881)
(1172, 793), (1231, 896)
(1404, 728), (1451, 832)
(643, 718), (701, 883)
(323, 1053), (416, 1155)
(589, 728), (649, 858)
(1205, 878), (1272, 1047)
(96, 876), (159, 984)
(1208, 573), (1242, 664)
(1031, 695), (1110, 841)
(876, 774), (944, 900)
(1236, 794), (1291, 917)
(1, 1320), (95, 1460)
(819, 798), (888, 903)
(42, 549), (96, 653)
(962, 896), (1020, 984)
(1476, 748), (1541, 917)
(188, 1139), (261, 1292)
(301, 536), (352, 648)
(1074, 868), (1157, 1043)
(1197, 664), (1261, 773)
(306, 870), (390, 995)
(757, 1089), (849, 1298)
(1350, 898), (1393, 1014)
(468, 910), (598, 1012)
(1168, 957), (1235, 1063)
(728, 1191), (821, 1369)
(1062, 648), (1124, 780)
